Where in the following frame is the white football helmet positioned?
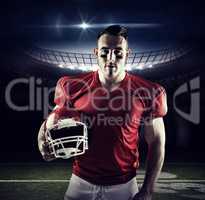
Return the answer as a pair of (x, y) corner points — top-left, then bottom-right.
(45, 115), (88, 159)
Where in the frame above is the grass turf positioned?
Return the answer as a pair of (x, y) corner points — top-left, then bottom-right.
(0, 162), (204, 200)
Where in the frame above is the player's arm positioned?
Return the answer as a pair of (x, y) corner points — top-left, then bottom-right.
(38, 121), (54, 161)
(38, 76), (70, 161)
(38, 106), (59, 161)
(133, 117), (166, 200)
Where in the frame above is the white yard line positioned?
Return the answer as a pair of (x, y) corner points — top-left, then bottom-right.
(0, 162), (205, 166)
(0, 179), (205, 183)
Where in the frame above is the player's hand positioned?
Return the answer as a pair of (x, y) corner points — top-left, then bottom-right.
(132, 190), (152, 200)
(41, 141), (56, 161)
(38, 122), (56, 162)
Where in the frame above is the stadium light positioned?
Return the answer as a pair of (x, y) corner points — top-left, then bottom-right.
(137, 64), (144, 70)
(80, 22), (90, 29)
(58, 64), (64, 68)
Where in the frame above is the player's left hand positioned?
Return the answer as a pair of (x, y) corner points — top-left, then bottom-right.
(132, 190), (152, 200)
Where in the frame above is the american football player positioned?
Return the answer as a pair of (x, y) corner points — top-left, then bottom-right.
(38, 25), (167, 200)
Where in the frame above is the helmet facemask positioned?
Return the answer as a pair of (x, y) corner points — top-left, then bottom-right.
(45, 118), (88, 159)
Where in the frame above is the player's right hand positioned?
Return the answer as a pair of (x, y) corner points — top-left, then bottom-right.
(41, 141), (56, 161)
(38, 122), (56, 162)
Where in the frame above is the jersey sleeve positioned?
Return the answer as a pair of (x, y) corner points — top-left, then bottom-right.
(150, 85), (167, 118)
(54, 77), (70, 107)
(144, 85), (168, 120)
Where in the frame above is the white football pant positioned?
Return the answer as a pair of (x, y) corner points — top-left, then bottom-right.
(64, 173), (139, 200)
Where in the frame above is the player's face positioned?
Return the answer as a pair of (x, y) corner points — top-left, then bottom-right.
(95, 34), (129, 81)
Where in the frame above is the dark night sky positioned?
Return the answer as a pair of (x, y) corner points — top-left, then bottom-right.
(0, 0), (204, 51)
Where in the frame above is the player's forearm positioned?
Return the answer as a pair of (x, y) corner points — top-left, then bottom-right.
(141, 139), (165, 194)
(38, 121), (46, 151)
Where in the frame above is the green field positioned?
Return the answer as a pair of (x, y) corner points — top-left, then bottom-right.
(0, 162), (204, 200)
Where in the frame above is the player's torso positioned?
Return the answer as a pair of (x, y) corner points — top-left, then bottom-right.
(72, 72), (144, 134)
(54, 71), (166, 184)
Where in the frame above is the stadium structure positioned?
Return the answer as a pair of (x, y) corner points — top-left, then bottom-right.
(26, 45), (190, 71)
(0, 43), (203, 200)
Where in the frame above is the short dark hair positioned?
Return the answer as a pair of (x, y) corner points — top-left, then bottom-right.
(97, 25), (128, 40)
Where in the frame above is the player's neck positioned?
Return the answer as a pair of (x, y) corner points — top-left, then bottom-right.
(98, 71), (126, 91)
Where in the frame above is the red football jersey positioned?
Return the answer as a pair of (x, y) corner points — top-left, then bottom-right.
(54, 70), (167, 185)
